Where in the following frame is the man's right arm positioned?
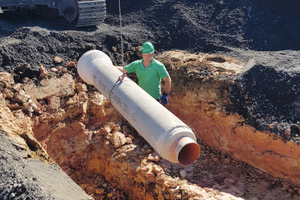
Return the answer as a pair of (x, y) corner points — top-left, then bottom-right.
(115, 66), (128, 81)
(116, 66), (128, 73)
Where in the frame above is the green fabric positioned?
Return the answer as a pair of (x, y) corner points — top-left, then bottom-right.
(125, 58), (169, 99)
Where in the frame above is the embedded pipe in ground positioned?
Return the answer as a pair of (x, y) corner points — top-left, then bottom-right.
(77, 50), (200, 165)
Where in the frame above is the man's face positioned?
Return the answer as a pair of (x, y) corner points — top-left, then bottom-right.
(142, 53), (154, 62)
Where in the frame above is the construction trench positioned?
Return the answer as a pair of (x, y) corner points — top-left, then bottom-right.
(1, 49), (300, 199)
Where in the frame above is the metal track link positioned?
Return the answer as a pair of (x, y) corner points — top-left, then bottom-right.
(76, 0), (106, 27)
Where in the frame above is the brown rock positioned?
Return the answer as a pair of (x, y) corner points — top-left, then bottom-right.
(52, 108), (67, 123)
(13, 83), (22, 92)
(14, 92), (28, 104)
(103, 122), (115, 133)
(67, 99), (87, 119)
(153, 165), (164, 176)
(66, 59), (77, 67)
(47, 96), (60, 111)
(3, 88), (14, 99)
(147, 151), (160, 162)
(0, 72), (15, 88)
(164, 179), (177, 188)
(53, 56), (63, 64)
(78, 92), (88, 102)
(75, 82), (88, 93)
(61, 67), (69, 73)
(111, 132), (127, 148)
(23, 74), (75, 99)
(22, 102), (33, 114)
(40, 64), (48, 78)
(39, 112), (54, 124)
(87, 92), (109, 123)
(126, 137), (132, 144)
(145, 170), (155, 182)
(51, 68), (58, 72)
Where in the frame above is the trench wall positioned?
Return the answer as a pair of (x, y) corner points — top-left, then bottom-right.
(167, 82), (300, 185)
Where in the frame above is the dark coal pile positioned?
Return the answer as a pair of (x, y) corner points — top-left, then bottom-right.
(0, 0), (299, 153)
(229, 51), (300, 141)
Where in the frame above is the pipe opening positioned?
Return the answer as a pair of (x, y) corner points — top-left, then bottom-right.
(178, 142), (200, 165)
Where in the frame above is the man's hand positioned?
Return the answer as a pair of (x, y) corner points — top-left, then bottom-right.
(118, 73), (127, 82)
(160, 91), (168, 105)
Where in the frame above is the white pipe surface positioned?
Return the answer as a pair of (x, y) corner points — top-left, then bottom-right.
(77, 50), (200, 165)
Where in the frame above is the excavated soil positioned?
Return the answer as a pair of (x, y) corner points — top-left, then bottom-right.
(1, 50), (300, 199)
(1, 0), (300, 199)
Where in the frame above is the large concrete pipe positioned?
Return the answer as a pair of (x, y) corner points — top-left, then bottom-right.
(77, 50), (200, 165)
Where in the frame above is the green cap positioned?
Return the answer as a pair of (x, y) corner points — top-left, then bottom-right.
(141, 42), (155, 54)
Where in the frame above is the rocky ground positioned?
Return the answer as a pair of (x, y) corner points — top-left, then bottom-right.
(1, 67), (300, 199)
(0, 0), (300, 199)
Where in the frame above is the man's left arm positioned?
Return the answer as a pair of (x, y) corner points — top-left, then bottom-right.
(160, 75), (171, 105)
(163, 75), (171, 94)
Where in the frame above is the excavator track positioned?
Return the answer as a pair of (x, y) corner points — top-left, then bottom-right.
(0, 0), (106, 28)
(76, 0), (106, 27)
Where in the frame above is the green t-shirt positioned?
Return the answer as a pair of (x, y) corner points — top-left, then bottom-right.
(125, 58), (169, 99)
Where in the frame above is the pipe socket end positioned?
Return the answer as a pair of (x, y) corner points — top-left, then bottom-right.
(171, 136), (200, 166)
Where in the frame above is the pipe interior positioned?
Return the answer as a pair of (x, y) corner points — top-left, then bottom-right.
(178, 143), (200, 165)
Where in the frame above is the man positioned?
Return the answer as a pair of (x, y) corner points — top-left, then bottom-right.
(117, 41), (171, 104)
